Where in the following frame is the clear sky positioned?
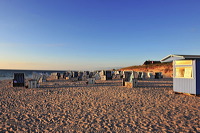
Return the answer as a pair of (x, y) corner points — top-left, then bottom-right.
(0, 0), (200, 70)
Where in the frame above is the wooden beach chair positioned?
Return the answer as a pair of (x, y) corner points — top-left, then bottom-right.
(105, 71), (112, 80)
(155, 72), (163, 79)
(100, 70), (112, 80)
(13, 73), (25, 87)
(94, 72), (101, 80)
(89, 72), (94, 78)
(31, 72), (42, 88)
(137, 72), (143, 80)
(82, 72), (89, 81)
(112, 71), (122, 79)
(78, 72), (83, 81)
(147, 72), (155, 79)
(122, 71), (138, 88)
(28, 79), (37, 88)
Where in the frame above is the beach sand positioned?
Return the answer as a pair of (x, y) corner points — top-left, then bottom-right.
(0, 78), (200, 132)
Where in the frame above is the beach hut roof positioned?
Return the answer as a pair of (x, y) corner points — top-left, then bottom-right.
(161, 54), (200, 62)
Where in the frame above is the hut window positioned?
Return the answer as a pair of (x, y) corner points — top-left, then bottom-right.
(175, 60), (192, 65)
(176, 67), (184, 77)
(175, 67), (193, 78)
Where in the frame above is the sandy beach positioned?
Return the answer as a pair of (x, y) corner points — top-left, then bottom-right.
(0, 78), (200, 132)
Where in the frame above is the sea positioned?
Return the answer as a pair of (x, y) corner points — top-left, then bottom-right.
(0, 69), (66, 81)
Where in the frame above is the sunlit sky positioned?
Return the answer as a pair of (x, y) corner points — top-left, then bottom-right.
(0, 0), (200, 70)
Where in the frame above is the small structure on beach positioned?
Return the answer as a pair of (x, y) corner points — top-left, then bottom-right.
(28, 79), (37, 88)
(78, 71), (83, 81)
(155, 72), (163, 79)
(89, 72), (94, 78)
(114, 71), (121, 75)
(122, 71), (138, 88)
(137, 72), (147, 80)
(100, 70), (112, 80)
(94, 72), (101, 80)
(85, 71), (90, 75)
(13, 73), (25, 87)
(63, 71), (70, 79)
(51, 72), (61, 79)
(147, 72), (154, 79)
(31, 72), (48, 88)
(112, 71), (122, 79)
(82, 71), (89, 81)
(65, 71), (72, 79)
(72, 71), (78, 78)
(161, 54), (200, 95)
(105, 71), (112, 80)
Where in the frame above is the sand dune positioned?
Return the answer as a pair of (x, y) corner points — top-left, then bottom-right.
(0, 78), (200, 132)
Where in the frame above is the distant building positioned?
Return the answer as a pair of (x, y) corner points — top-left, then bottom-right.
(143, 60), (161, 65)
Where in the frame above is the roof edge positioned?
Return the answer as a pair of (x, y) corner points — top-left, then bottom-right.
(161, 54), (200, 62)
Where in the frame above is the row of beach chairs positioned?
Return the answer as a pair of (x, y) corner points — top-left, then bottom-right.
(12, 73), (48, 88)
(12, 71), (163, 88)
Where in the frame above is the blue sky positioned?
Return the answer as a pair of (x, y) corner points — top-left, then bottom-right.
(0, 0), (200, 70)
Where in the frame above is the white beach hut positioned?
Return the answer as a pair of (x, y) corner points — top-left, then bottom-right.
(161, 54), (200, 95)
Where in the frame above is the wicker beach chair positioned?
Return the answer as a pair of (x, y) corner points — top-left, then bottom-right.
(13, 73), (25, 87)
